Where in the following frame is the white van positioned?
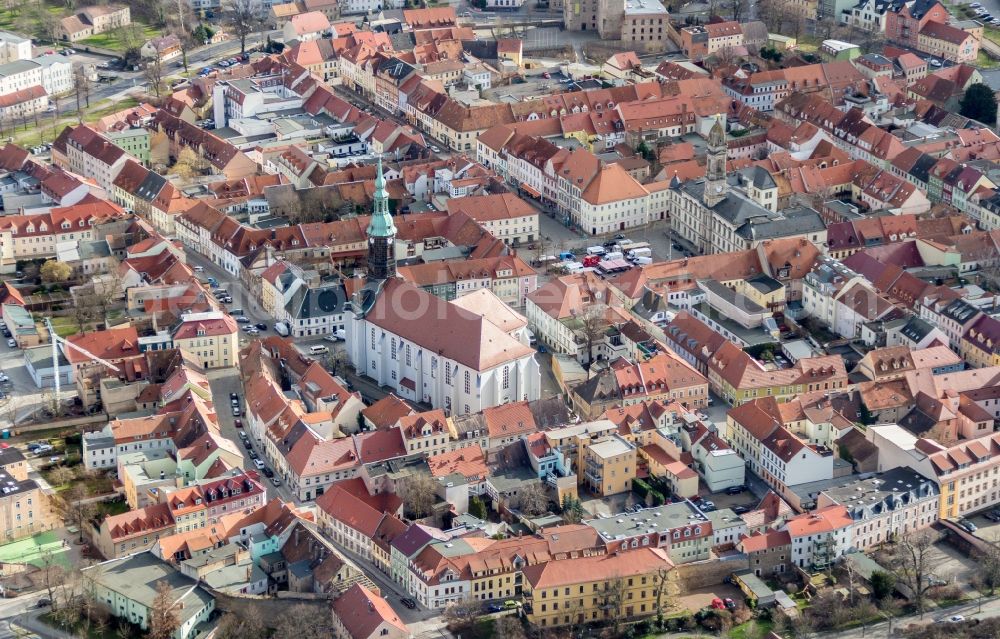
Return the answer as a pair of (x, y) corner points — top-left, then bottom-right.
(634, 256), (653, 265)
(309, 345), (330, 355)
(586, 246), (607, 256)
(628, 247), (652, 259)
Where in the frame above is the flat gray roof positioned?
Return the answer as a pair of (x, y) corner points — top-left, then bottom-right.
(83, 552), (214, 626)
(584, 501), (708, 542)
(688, 301), (776, 347)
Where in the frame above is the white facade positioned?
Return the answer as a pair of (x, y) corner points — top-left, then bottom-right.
(789, 523), (852, 569)
(0, 32), (32, 64)
(0, 56), (73, 97)
(348, 314), (540, 416)
(695, 446), (746, 493)
(759, 438), (834, 490)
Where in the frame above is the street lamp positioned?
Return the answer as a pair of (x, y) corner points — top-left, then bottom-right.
(880, 610), (892, 638)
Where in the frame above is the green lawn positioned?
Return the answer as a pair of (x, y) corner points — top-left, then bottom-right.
(730, 620), (773, 639)
(95, 498), (129, 518)
(86, 97), (140, 120)
(977, 51), (1000, 69)
(77, 23), (162, 53)
(48, 316), (79, 339)
(794, 35), (823, 53)
(0, 531), (70, 568)
(0, 4), (64, 32)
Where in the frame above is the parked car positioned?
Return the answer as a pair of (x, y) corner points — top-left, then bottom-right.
(253, 458), (265, 469)
(487, 603), (505, 612)
(36, 598), (51, 608)
(234, 419), (243, 429)
(232, 405), (241, 417)
(6, 338), (15, 348)
(726, 485), (745, 495)
(248, 450), (258, 459)
(732, 505), (751, 514)
(235, 316), (251, 323)
(958, 518), (977, 532)
(948, 615), (965, 623)
(271, 477), (281, 487)
(254, 323), (268, 331)
(261, 467), (274, 478)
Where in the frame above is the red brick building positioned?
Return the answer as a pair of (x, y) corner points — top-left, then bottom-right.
(885, 0), (948, 50)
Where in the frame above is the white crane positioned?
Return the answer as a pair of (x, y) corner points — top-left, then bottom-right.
(42, 317), (120, 410)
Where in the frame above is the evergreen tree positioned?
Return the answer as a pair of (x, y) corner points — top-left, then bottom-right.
(960, 83), (998, 125)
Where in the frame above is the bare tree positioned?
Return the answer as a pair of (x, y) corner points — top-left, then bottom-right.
(889, 531), (942, 618)
(57, 484), (96, 543)
(442, 597), (481, 631)
(117, 23), (149, 66)
(576, 304), (606, 366)
(516, 482), (548, 516)
(272, 604), (333, 639)
(598, 577), (626, 635)
(17, 4), (58, 43)
(730, 0), (750, 22)
(143, 56), (165, 99)
(972, 544), (1000, 595)
(148, 581), (180, 639)
(756, 0), (784, 31)
(72, 68), (91, 124)
(71, 296), (97, 333)
(323, 349), (349, 376)
(230, 0), (263, 55)
(38, 550), (64, 612)
(399, 472), (438, 519)
(48, 465), (75, 487)
(216, 608), (266, 639)
(653, 565), (674, 626)
(494, 616), (526, 639)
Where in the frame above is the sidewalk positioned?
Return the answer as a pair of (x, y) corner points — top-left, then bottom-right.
(650, 594), (1000, 639)
(12, 610), (77, 639)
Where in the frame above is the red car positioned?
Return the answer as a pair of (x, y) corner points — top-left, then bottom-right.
(542, 72), (551, 79)
(234, 419), (243, 428)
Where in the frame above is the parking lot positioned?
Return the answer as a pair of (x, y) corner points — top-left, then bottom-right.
(930, 541), (980, 593)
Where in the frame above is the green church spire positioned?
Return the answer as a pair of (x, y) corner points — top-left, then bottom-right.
(366, 155), (396, 238)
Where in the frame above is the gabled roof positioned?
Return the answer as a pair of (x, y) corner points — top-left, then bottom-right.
(332, 584), (409, 639)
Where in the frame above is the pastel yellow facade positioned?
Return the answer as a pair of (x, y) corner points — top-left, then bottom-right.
(522, 549), (676, 628)
(582, 436), (636, 497)
(174, 332), (239, 369)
